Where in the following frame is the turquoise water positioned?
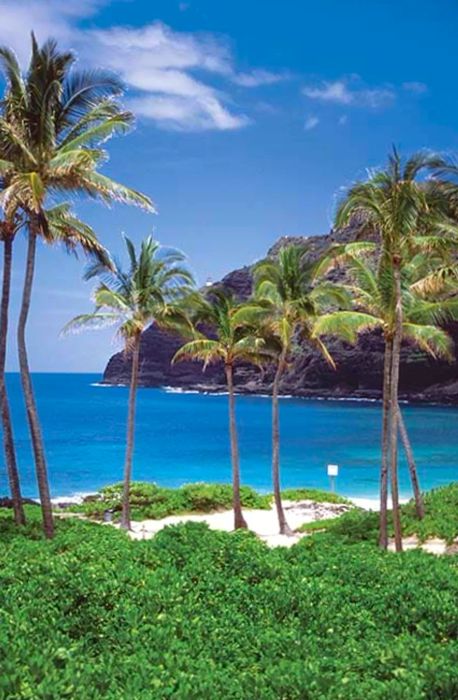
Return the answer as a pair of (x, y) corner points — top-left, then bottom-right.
(1, 373), (457, 499)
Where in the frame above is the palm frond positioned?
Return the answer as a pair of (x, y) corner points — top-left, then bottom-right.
(62, 312), (121, 336)
(172, 339), (223, 367)
(79, 171), (155, 212)
(408, 298), (458, 326)
(58, 112), (133, 152)
(314, 241), (376, 278)
(309, 281), (353, 310)
(311, 336), (336, 369)
(402, 323), (454, 361)
(313, 311), (382, 344)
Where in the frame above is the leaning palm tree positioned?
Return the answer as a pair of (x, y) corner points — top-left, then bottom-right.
(172, 288), (273, 530)
(0, 38), (152, 538)
(251, 245), (341, 536)
(335, 148), (458, 551)
(315, 245), (458, 546)
(65, 236), (194, 530)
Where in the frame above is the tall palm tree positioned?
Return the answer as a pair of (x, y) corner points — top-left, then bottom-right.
(251, 245), (341, 536)
(0, 202), (108, 527)
(315, 245), (458, 546)
(65, 235), (194, 530)
(335, 149), (458, 551)
(172, 288), (272, 530)
(0, 212), (25, 525)
(0, 38), (152, 538)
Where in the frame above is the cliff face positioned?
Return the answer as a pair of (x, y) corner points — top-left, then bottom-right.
(103, 225), (458, 404)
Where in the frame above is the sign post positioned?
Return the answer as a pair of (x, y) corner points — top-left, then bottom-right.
(327, 464), (339, 493)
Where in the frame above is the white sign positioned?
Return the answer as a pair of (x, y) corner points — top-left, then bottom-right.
(327, 464), (339, 477)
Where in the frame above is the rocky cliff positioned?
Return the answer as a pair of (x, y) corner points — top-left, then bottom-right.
(103, 224), (458, 404)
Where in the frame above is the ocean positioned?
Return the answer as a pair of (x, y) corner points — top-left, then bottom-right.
(1, 373), (457, 500)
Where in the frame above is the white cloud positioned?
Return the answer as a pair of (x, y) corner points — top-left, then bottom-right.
(304, 115), (319, 131)
(232, 69), (287, 87)
(87, 22), (232, 76)
(0, 3), (282, 132)
(302, 77), (395, 109)
(0, 0), (107, 61)
(81, 22), (250, 131)
(304, 80), (354, 105)
(129, 95), (250, 131)
(402, 81), (428, 95)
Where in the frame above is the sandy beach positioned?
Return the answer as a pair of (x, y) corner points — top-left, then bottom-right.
(114, 496), (454, 554)
(120, 499), (351, 547)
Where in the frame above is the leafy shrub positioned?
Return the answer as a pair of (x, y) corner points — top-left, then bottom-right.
(401, 483), (458, 543)
(0, 514), (457, 699)
(297, 483), (458, 544)
(66, 482), (343, 521)
(280, 487), (350, 504)
(179, 482), (270, 512)
(67, 482), (271, 520)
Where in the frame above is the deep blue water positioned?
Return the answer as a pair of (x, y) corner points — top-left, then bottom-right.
(1, 373), (457, 499)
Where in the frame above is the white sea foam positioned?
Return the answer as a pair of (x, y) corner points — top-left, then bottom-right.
(51, 491), (95, 505)
(163, 386), (200, 394)
(90, 382), (127, 388)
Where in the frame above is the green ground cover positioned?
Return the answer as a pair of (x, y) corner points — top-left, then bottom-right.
(0, 489), (457, 699)
(65, 482), (349, 521)
(298, 483), (458, 544)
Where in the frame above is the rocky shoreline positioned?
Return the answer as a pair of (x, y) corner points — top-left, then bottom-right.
(103, 222), (458, 406)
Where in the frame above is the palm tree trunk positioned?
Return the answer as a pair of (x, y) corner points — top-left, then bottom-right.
(225, 363), (248, 530)
(0, 234), (25, 525)
(120, 334), (141, 530)
(17, 226), (54, 538)
(272, 354), (293, 536)
(379, 336), (392, 549)
(389, 258), (403, 552)
(398, 405), (424, 519)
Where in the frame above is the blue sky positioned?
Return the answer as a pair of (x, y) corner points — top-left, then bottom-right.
(2, 0), (458, 372)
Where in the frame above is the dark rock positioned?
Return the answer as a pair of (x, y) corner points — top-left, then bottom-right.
(103, 223), (458, 405)
(0, 497), (39, 508)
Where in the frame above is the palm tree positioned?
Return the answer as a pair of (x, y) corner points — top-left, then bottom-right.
(172, 288), (272, 530)
(0, 212), (25, 525)
(65, 235), (194, 530)
(251, 245), (341, 536)
(0, 203), (107, 527)
(335, 149), (458, 551)
(0, 38), (152, 538)
(315, 245), (458, 546)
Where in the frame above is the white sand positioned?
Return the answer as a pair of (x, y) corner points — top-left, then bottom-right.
(120, 499), (351, 548)
(349, 496), (409, 511)
(387, 536), (452, 555)
(116, 497), (456, 554)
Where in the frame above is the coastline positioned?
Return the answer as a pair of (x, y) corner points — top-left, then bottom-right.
(95, 379), (458, 407)
(5, 375), (456, 502)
